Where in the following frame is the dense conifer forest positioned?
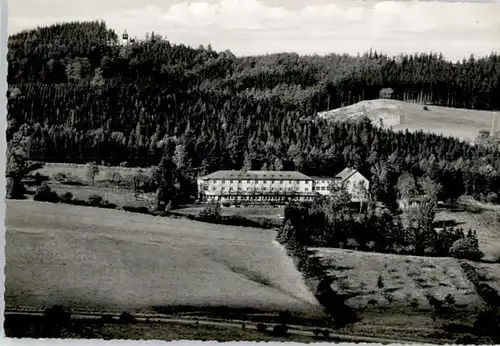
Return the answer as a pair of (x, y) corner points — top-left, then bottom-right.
(6, 21), (500, 206)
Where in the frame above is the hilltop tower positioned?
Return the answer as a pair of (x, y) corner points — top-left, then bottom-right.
(121, 30), (129, 45)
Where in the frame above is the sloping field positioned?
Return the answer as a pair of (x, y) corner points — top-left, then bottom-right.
(309, 248), (488, 312)
(318, 99), (497, 142)
(5, 200), (321, 314)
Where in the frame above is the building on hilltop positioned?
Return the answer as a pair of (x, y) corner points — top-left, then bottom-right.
(197, 168), (370, 204)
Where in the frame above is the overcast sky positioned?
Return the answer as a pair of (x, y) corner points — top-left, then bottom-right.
(8, 0), (500, 61)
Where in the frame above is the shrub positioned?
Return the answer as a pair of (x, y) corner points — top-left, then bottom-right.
(53, 172), (68, 183)
(450, 238), (484, 261)
(199, 204), (222, 219)
(485, 192), (499, 203)
(127, 171), (153, 193)
(379, 87), (394, 99)
(256, 323), (267, 332)
(53, 172), (84, 185)
(377, 275), (384, 288)
(87, 194), (104, 206)
(34, 183), (60, 203)
(272, 324), (289, 337)
(106, 170), (123, 183)
(86, 162), (100, 184)
(222, 202), (231, 207)
(346, 238), (360, 250)
(59, 192), (74, 203)
(25, 172), (49, 186)
(122, 205), (150, 214)
(445, 293), (456, 306)
(100, 315), (115, 323)
(119, 312), (136, 324)
(98, 201), (117, 209)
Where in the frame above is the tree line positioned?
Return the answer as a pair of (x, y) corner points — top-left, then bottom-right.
(6, 21), (500, 207)
(279, 179), (484, 260)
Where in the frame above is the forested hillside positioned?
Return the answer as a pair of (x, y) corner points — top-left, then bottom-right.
(7, 21), (500, 207)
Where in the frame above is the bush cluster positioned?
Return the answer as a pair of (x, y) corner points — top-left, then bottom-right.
(195, 205), (275, 229)
(283, 201), (483, 260)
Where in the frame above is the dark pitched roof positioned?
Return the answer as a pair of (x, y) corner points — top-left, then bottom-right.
(199, 170), (313, 181)
(334, 167), (358, 181)
(310, 176), (335, 181)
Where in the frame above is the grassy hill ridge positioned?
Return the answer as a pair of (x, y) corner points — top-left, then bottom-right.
(318, 99), (499, 143)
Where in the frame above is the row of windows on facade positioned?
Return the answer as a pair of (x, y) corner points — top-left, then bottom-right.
(206, 179), (315, 184)
(203, 186), (330, 192)
(216, 195), (315, 201)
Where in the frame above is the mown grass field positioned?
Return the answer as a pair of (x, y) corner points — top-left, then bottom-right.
(5, 200), (321, 314)
(318, 99), (497, 142)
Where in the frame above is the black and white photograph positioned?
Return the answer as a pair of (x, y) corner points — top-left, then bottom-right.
(3, 0), (500, 343)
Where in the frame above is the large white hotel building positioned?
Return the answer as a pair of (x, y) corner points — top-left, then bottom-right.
(196, 168), (369, 204)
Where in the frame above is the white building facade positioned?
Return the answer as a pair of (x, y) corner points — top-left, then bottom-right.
(311, 177), (335, 195)
(197, 168), (370, 204)
(197, 170), (315, 203)
(333, 167), (370, 203)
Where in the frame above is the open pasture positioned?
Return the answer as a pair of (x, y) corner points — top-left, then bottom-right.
(318, 99), (497, 143)
(45, 182), (156, 208)
(5, 200), (321, 314)
(36, 162), (145, 183)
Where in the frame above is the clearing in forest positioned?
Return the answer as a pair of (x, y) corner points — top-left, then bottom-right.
(318, 99), (497, 143)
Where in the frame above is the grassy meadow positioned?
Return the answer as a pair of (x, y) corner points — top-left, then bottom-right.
(46, 182), (156, 208)
(5, 200), (321, 315)
(318, 99), (497, 143)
